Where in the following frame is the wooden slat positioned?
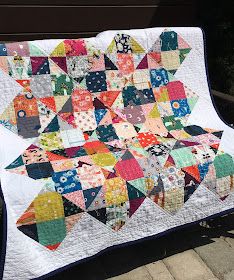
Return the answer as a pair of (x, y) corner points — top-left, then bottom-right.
(212, 90), (234, 103)
(212, 90), (234, 125)
(0, 32), (98, 42)
(0, 5), (197, 41)
(0, 0), (195, 6)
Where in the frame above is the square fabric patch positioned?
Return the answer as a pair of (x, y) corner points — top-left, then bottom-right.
(30, 75), (53, 98)
(0, 27), (233, 280)
(86, 71), (107, 92)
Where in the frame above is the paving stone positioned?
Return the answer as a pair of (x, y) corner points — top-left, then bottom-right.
(145, 260), (174, 280)
(163, 249), (215, 280)
(223, 236), (234, 248)
(195, 239), (234, 279)
(108, 266), (152, 280)
(224, 270), (234, 280)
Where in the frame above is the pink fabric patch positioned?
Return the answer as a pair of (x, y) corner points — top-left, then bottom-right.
(64, 39), (87, 56)
(166, 81), (186, 100)
(6, 42), (30, 56)
(178, 36), (191, 49)
(117, 53), (134, 75)
(147, 53), (161, 69)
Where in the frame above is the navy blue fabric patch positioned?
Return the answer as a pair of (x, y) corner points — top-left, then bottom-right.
(160, 31), (178, 51)
(86, 71), (107, 93)
(96, 124), (119, 142)
(26, 162), (54, 179)
(150, 68), (169, 88)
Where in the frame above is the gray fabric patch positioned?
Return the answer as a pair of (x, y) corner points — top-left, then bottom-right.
(66, 56), (90, 79)
(30, 74), (53, 98)
(17, 116), (41, 138)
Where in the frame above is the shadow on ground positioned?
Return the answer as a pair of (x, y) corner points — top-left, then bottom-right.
(1, 212), (231, 280)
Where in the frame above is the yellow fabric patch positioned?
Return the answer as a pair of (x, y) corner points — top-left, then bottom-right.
(50, 42), (66, 57)
(148, 104), (160, 118)
(104, 177), (128, 206)
(91, 152), (117, 167)
(130, 38), (145, 53)
(34, 192), (64, 223)
(39, 132), (64, 151)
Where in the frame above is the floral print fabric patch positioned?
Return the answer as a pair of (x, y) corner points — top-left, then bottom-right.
(0, 30), (234, 251)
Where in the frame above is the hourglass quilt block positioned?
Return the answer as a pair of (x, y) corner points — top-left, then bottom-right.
(0, 28), (233, 280)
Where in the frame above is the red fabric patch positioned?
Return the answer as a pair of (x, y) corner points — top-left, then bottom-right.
(115, 158), (144, 181)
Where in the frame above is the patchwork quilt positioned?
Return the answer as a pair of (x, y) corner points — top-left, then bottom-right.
(0, 27), (233, 280)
